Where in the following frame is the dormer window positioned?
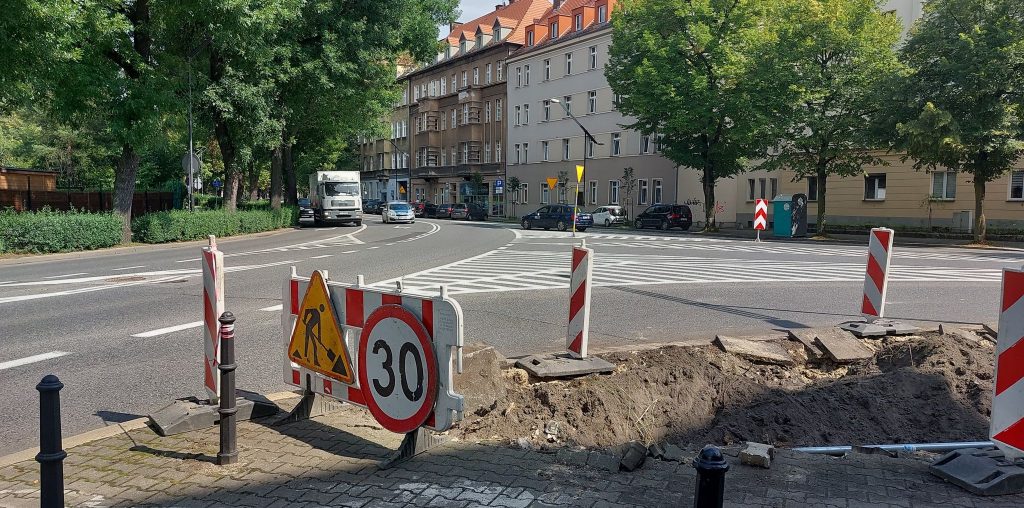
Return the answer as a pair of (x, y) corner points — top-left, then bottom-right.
(445, 47), (451, 58)
(551, 22), (559, 39)
(460, 40), (467, 53)
(598, 5), (607, 23)
(574, 14), (582, 31)
(527, 31), (534, 46)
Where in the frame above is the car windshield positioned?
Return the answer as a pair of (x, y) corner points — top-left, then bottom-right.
(608, 208), (623, 216)
(298, 198), (310, 207)
(390, 204), (411, 211)
(454, 204), (467, 209)
(323, 182), (359, 196)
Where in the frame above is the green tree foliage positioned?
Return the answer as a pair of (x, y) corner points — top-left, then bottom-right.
(607, 0), (793, 230)
(763, 0), (903, 236)
(883, 0), (1024, 243)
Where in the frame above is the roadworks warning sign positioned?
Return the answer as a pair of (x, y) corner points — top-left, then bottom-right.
(288, 270), (354, 384)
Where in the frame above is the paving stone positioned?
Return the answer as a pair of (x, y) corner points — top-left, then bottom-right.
(740, 442), (774, 469)
(714, 335), (795, 365)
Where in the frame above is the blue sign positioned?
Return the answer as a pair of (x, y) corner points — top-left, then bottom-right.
(212, 179), (222, 189)
(495, 179), (504, 189)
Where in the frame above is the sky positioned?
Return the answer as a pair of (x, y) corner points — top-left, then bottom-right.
(437, 0), (509, 36)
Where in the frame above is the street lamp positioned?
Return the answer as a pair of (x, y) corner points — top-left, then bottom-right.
(550, 98), (603, 236)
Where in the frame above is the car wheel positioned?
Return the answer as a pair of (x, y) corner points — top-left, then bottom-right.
(660, 220), (670, 231)
(521, 219), (532, 230)
(604, 218), (611, 227)
(634, 218), (643, 229)
(578, 227), (587, 232)
(354, 221), (361, 227)
(556, 220), (568, 232)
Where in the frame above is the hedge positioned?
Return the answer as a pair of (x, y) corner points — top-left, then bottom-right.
(0, 208), (123, 254)
(131, 207), (297, 244)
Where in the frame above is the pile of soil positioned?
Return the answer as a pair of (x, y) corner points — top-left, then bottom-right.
(453, 331), (995, 449)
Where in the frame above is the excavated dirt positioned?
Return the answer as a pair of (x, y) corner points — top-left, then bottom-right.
(453, 331), (995, 449)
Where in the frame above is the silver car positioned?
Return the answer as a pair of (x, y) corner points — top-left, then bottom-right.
(591, 205), (626, 227)
(450, 203), (469, 220)
(383, 201), (415, 224)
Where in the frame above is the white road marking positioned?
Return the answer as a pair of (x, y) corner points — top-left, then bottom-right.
(311, 254), (333, 259)
(132, 321), (204, 338)
(177, 258), (200, 263)
(368, 246), (379, 250)
(260, 304), (283, 312)
(0, 281), (15, 285)
(0, 351), (70, 371)
(42, 272), (87, 279)
(341, 250), (357, 254)
(112, 265), (146, 271)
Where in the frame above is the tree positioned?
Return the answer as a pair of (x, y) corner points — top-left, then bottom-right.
(883, 0), (1024, 243)
(556, 170), (569, 204)
(619, 167), (638, 221)
(762, 0), (903, 236)
(607, 0), (794, 231)
(506, 176), (522, 217)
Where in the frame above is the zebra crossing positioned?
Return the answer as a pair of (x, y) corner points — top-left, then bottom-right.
(369, 248), (1004, 296)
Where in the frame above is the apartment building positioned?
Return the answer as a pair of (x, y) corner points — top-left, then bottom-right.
(360, 68), (412, 202)
(399, 0), (551, 209)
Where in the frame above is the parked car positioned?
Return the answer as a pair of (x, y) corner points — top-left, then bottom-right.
(433, 203), (454, 219)
(591, 205), (626, 227)
(451, 203), (469, 220)
(466, 202), (488, 221)
(423, 202), (438, 218)
(297, 198), (315, 226)
(410, 201), (427, 217)
(634, 204), (692, 230)
(362, 199), (382, 214)
(382, 201), (415, 224)
(520, 204), (593, 232)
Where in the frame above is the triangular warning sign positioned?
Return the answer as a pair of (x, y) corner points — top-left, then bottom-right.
(287, 271), (354, 384)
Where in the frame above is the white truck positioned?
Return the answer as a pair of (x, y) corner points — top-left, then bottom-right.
(307, 171), (362, 226)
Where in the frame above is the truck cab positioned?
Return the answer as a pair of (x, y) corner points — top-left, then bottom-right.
(309, 171), (362, 226)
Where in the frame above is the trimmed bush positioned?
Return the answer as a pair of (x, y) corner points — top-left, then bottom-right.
(132, 207), (297, 244)
(0, 208), (123, 253)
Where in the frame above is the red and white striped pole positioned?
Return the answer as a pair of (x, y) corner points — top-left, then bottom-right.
(753, 199), (768, 242)
(202, 235), (225, 403)
(992, 267), (1024, 459)
(567, 239), (593, 358)
(861, 227), (894, 319)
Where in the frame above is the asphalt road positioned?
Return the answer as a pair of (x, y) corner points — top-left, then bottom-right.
(1, 218), (1021, 455)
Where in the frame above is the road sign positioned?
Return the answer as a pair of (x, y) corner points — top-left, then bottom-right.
(181, 152), (201, 173)
(861, 228), (894, 318)
(287, 270), (354, 384)
(567, 241), (593, 358)
(546, 177), (558, 189)
(576, 165), (584, 182)
(358, 304), (439, 434)
(753, 199), (768, 231)
(212, 179), (222, 189)
(992, 267), (1024, 459)
(201, 236), (224, 402)
(495, 179), (504, 195)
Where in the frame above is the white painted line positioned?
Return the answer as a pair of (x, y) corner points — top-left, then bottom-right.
(112, 265), (146, 271)
(131, 321), (203, 338)
(311, 254), (333, 259)
(0, 281), (15, 285)
(0, 351), (70, 371)
(176, 258), (200, 263)
(260, 304), (284, 312)
(341, 250), (357, 254)
(368, 246), (380, 250)
(42, 272), (87, 279)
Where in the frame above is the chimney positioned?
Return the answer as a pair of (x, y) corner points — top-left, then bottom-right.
(449, 21), (463, 33)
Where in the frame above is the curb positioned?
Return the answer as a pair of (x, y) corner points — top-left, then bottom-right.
(0, 390), (301, 468)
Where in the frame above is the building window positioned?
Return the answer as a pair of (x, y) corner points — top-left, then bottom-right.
(865, 174), (887, 200)
(563, 138), (571, 160)
(609, 133), (621, 156)
(521, 182), (528, 203)
(461, 70), (467, 88)
(524, 64), (530, 85)
(515, 105), (521, 126)
(527, 31), (534, 46)
(770, 178), (778, 199)
(523, 104), (529, 124)
(451, 74), (456, 91)
(414, 87), (419, 102)
(640, 134), (651, 154)
(515, 143), (521, 164)
(563, 95), (572, 114)
(462, 104), (468, 124)
(516, 66), (522, 87)
(441, 113), (446, 130)
(586, 138), (594, 158)
(588, 90), (597, 114)
(496, 99), (502, 121)
(460, 40), (467, 53)
(758, 178), (767, 199)
(544, 59), (550, 80)
(589, 181), (598, 204)
(609, 180), (620, 204)
(485, 102), (491, 123)
(575, 13), (583, 31)
(541, 183), (550, 204)
(462, 143), (468, 163)
(451, 109), (457, 128)
(440, 149), (446, 166)
(653, 179), (663, 204)
(613, 93), (621, 108)
(496, 141), (501, 162)
(638, 179), (649, 204)
(543, 100), (551, 121)
(1011, 170), (1024, 200)
(806, 176), (818, 201)
(747, 178), (756, 201)
(473, 67), (479, 85)
(542, 141), (550, 161)
(486, 63), (492, 84)
(598, 5), (607, 23)
(440, 78), (446, 95)
(565, 52), (573, 75)
(551, 22), (559, 39)
(589, 46), (598, 69)
(931, 171), (957, 200)
(484, 143), (490, 163)
(497, 59), (503, 80)
(523, 142), (529, 163)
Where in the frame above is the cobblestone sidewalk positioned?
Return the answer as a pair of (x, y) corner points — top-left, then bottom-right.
(1, 396), (1021, 507)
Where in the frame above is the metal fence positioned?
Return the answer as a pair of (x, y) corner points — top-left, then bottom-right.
(0, 190), (177, 217)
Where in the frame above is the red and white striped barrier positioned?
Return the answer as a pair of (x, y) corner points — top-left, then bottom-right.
(753, 199), (768, 230)
(202, 235), (224, 403)
(992, 267), (1024, 458)
(861, 227), (894, 319)
(567, 240), (593, 358)
(282, 268), (465, 433)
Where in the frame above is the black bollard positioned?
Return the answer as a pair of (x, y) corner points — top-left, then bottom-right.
(693, 445), (729, 508)
(36, 375), (66, 508)
(217, 311), (238, 465)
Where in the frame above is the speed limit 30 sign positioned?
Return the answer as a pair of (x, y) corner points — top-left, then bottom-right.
(281, 268), (465, 433)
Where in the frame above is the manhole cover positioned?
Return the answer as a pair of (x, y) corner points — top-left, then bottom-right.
(105, 276), (145, 283)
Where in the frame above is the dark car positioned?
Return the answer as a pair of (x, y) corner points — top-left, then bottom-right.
(424, 202), (439, 218)
(466, 202), (488, 221)
(634, 204), (692, 231)
(362, 199), (382, 214)
(410, 201), (427, 217)
(433, 203), (454, 219)
(450, 203), (469, 220)
(297, 198), (315, 226)
(520, 204), (593, 232)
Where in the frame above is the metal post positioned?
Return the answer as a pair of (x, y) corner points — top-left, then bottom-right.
(693, 445), (728, 508)
(36, 375), (66, 508)
(217, 312), (238, 465)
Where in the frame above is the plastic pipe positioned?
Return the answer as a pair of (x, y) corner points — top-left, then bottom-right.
(792, 441), (993, 456)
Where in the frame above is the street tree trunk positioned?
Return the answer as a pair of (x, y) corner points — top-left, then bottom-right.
(283, 141), (297, 205)
(702, 165), (716, 231)
(974, 176), (987, 243)
(247, 160), (259, 201)
(209, 46), (238, 212)
(113, 144), (140, 243)
(816, 164), (828, 237)
(270, 145), (283, 210)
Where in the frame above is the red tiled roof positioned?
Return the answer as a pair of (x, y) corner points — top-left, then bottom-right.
(444, 0), (552, 45)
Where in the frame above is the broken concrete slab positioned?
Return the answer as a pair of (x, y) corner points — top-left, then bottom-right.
(515, 354), (615, 379)
(812, 328), (874, 363)
(149, 392), (279, 436)
(875, 319), (921, 336)
(840, 321), (888, 338)
(713, 335), (794, 366)
(939, 324), (984, 343)
(620, 441), (647, 471)
(787, 329), (828, 361)
(740, 442), (774, 468)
